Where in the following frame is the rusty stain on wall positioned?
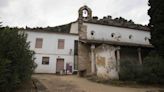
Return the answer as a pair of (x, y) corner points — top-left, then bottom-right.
(95, 44), (119, 80)
(96, 55), (106, 67)
(106, 58), (115, 73)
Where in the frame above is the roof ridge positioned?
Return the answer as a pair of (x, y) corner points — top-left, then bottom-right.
(85, 16), (150, 31)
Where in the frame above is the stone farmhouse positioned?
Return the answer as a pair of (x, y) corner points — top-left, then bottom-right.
(25, 5), (152, 79)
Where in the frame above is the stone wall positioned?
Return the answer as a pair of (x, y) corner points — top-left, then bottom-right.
(78, 42), (91, 75)
(79, 25), (87, 39)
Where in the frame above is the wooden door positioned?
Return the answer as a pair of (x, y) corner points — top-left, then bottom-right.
(56, 59), (64, 73)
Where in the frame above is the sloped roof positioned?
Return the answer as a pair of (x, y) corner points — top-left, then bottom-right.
(25, 23), (72, 33)
(84, 16), (150, 31)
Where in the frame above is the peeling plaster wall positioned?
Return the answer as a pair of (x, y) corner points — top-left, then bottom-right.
(78, 42), (91, 74)
(95, 44), (119, 80)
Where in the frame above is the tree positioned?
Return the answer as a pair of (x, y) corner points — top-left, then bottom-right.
(140, 54), (164, 84)
(141, 1), (164, 84)
(148, 0), (164, 57)
(0, 27), (36, 91)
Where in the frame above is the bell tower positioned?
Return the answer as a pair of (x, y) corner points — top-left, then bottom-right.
(78, 5), (92, 39)
(78, 5), (92, 21)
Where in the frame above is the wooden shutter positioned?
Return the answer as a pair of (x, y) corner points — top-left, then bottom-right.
(56, 59), (64, 72)
(58, 39), (64, 49)
(35, 38), (43, 48)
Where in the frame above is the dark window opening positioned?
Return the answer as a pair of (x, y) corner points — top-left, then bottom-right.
(111, 33), (115, 38)
(42, 57), (49, 65)
(91, 31), (95, 35)
(129, 35), (133, 39)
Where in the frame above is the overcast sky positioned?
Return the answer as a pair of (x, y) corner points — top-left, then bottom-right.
(0, 0), (150, 27)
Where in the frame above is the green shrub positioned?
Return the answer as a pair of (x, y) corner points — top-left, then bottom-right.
(138, 54), (164, 84)
(0, 27), (36, 91)
(119, 59), (142, 81)
(119, 52), (164, 84)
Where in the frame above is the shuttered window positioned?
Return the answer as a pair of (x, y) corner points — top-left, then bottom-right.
(35, 38), (43, 48)
(58, 39), (65, 49)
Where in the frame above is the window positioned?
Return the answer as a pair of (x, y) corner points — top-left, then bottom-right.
(58, 39), (65, 49)
(91, 30), (95, 35)
(129, 35), (133, 39)
(74, 40), (78, 55)
(42, 57), (49, 65)
(82, 9), (88, 18)
(111, 33), (115, 38)
(35, 38), (43, 48)
(145, 37), (149, 41)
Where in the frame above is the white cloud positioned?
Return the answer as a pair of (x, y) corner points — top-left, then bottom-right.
(0, 0), (150, 27)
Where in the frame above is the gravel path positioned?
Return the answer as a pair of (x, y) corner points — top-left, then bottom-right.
(33, 74), (162, 92)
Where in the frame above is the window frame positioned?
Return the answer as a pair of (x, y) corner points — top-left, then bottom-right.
(58, 39), (65, 49)
(42, 57), (49, 65)
(35, 38), (43, 48)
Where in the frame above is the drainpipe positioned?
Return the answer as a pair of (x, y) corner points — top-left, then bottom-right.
(91, 44), (95, 74)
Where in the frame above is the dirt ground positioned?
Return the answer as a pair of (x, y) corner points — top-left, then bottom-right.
(33, 74), (163, 92)
(15, 80), (36, 92)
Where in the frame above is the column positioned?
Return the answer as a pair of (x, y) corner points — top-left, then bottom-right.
(138, 48), (142, 64)
(91, 44), (95, 74)
(116, 46), (120, 72)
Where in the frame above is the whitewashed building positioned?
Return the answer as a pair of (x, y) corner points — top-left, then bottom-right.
(25, 6), (152, 79)
(25, 24), (78, 74)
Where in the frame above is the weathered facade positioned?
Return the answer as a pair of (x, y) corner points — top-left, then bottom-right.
(77, 5), (152, 79)
(25, 25), (79, 74)
(25, 5), (152, 78)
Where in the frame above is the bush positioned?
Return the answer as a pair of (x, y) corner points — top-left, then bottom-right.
(138, 54), (164, 84)
(0, 27), (36, 91)
(119, 59), (142, 81)
(119, 52), (164, 84)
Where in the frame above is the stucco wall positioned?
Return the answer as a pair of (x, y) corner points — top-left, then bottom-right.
(34, 54), (74, 73)
(84, 23), (150, 45)
(95, 44), (118, 80)
(26, 31), (78, 73)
